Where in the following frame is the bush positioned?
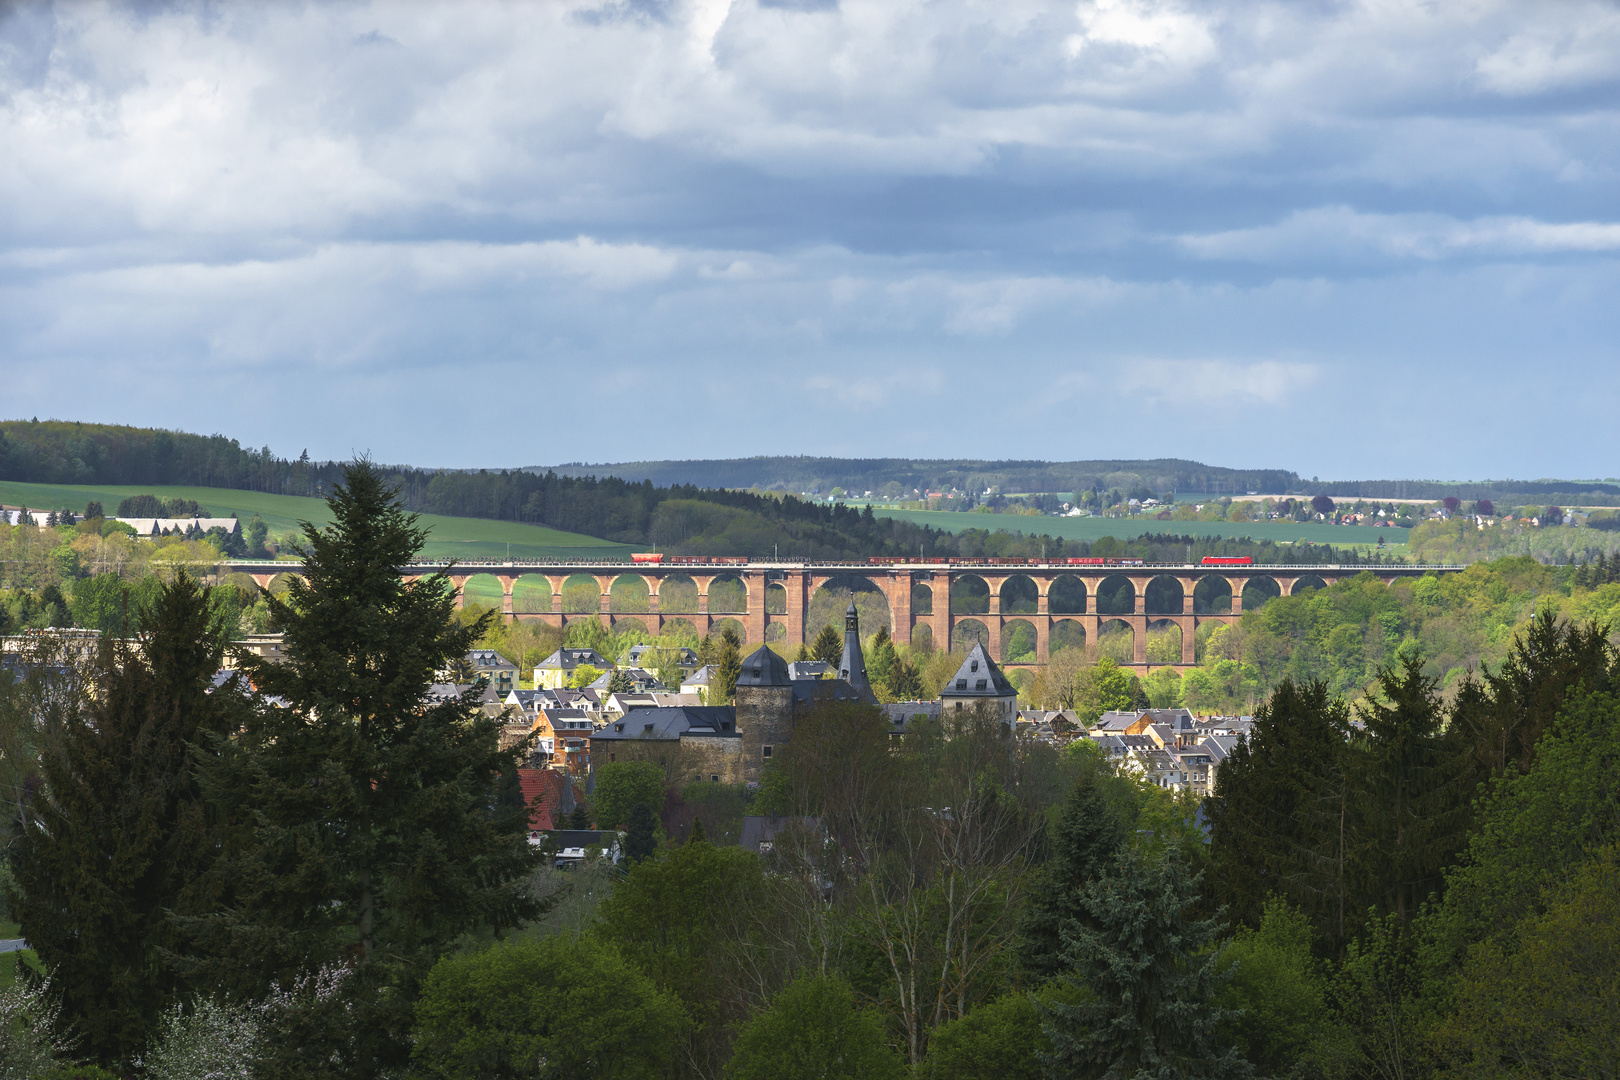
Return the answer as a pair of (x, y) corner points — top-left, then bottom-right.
(137, 997), (263, 1080)
(723, 975), (905, 1080)
(0, 977), (74, 1077)
(413, 935), (683, 1079)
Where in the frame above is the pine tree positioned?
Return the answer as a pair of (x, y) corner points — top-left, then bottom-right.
(183, 462), (540, 1077)
(714, 627), (742, 703)
(811, 624), (842, 666)
(1353, 656), (1472, 924)
(1206, 678), (1355, 951)
(10, 575), (249, 1066)
(1019, 771), (1129, 980)
(624, 803), (659, 863)
(1042, 850), (1252, 1079)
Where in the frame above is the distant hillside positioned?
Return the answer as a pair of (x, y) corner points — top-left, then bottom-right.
(535, 457), (1301, 497)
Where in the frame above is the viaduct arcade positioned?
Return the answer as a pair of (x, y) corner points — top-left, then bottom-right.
(228, 560), (1463, 668)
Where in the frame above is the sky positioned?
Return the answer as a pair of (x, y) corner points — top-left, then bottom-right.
(1, 0), (1617, 480)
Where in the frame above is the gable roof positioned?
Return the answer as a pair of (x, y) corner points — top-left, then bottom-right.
(941, 643), (1015, 697)
(591, 706), (739, 742)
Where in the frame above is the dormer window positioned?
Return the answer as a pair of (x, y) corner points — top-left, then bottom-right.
(976, 679), (987, 690)
(615, 724), (624, 732)
(956, 679), (967, 690)
(971, 661), (979, 672)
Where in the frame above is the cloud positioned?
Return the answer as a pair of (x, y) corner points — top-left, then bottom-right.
(1114, 359), (1322, 406)
(1179, 208), (1620, 264)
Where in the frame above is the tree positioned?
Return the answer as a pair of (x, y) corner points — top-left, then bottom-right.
(713, 627), (743, 703)
(723, 974), (906, 1080)
(412, 935), (684, 1080)
(596, 840), (769, 1076)
(568, 662), (603, 689)
(10, 575), (251, 1066)
(245, 515), (269, 557)
(592, 760), (666, 830)
(1214, 898), (1347, 1077)
(182, 462), (540, 1078)
(1019, 770), (1129, 980)
(606, 669), (636, 695)
(1042, 850), (1252, 1080)
(887, 653), (924, 701)
(811, 623), (843, 666)
(921, 992), (1049, 1080)
(624, 803), (660, 863)
(1311, 495), (1336, 515)
(83, 501), (104, 520)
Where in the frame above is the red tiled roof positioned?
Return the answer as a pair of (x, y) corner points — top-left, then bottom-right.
(517, 768), (564, 832)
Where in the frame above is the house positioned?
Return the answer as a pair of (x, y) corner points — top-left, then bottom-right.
(680, 665), (716, 696)
(516, 767), (578, 837)
(739, 815), (822, 856)
(544, 829), (623, 865)
(588, 705), (744, 783)
(621, 644), (699, 672)
(882, 700), (941, 739)
(786, 660), (831, 681)
(533, 648), (613, 689)
(603, 691), (702, 719)
(458, 649), (518, 696)
(536, 708), (596, 775)
(938, 643), (1018, 720)
(1092, 708), (1195, 737)
(587, 667), (664, 694)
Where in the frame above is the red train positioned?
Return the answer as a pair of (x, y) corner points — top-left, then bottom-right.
(630, 554), (748, 565)
(1202, 556), (1254, 566)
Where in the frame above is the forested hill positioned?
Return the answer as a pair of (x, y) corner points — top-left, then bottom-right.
(536, 456), (1300, 496)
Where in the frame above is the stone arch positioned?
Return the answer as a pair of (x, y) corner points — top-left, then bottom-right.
(609, 613), (651, 635)
(710, 616), (747, 645)
(1241, 576), (1282, 611)
(560, 573), (600, 614)
(1144, 575), (1185, 615)
(810, 574), (892, 640)
(1097, 618), (1135, 664)
(223, 571), (261, 595)
(1051, 619), (1087, 655)
(1292, 573), (1330, 593)
(1193, 575), (1233, 615)
(708, 573), (748, 614)
(999, 575), (1039, 615)
(1093, 575), (1136, 616)
(950, 574), (990, 615)
(952, 618), (990, 652)
(661, 617), (699, 642)
(659, 574), (699, 613)
(910, 623), (935, 652)
(460, 572), (506, 609)
(765, 582), (787, 615)
(910, 581), (934, 616)
(609, 573), (650, 613)
(1002, 618), (1038, 663)
(267, 571), (304, 595)
(512, 573), (552, 613)
(1145, 619), (1183, 664)
(1048, 574), (1087, 614)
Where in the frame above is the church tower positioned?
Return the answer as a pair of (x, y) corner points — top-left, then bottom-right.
(839, 599), (872, 699)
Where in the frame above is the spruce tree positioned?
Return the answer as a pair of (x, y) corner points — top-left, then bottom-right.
(1019, 771), (1128, 980)
(811, 623), (843, 666)
(184, 462), (540, 1077)
(10, 575), (248, 1066)
(714, 626), (743, 703)
(1042, 850), (1252, 1080)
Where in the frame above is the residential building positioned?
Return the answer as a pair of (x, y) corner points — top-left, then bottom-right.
(588, 705), (744, 783)
(533, 648), (613, 689)
(938, 643), (1018, 720)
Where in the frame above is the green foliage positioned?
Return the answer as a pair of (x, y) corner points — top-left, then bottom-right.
(412, 935), (684, 1080)
(1431, 843), (1620, 1079)
(9, 576), (249, 1066)
(592, 761), (666, 831)
(723, 974), (906, 1080)
(566, 662), (603, 689)
(1019, 771), (1129, 980)
(811, 623), (842, 666)
(0, 975), (75, 1077)
(920, 992), (1049, 1080)
(713, 626), (742, 702)
(181, 463), (541, 1078)
(594, 841), (767, 1075)
(1042, 850), (1252, 1080)
(1215, 898), (1348, 1077)
(138, 996), (264, 1080)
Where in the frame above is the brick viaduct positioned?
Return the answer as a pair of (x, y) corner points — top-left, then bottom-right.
(229, 560), (1462, 668)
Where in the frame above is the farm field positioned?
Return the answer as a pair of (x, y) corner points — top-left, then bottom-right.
(0, 481), (632, 561)
(870, 506), (1410, 550)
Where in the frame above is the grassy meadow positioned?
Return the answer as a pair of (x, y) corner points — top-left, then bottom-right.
(0, 481), (632, 561)
(870, 506), (1410, 552)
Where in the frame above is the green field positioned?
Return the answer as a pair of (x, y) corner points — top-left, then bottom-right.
(0, 481), (632, 561)
(871, 507), (1409, 549)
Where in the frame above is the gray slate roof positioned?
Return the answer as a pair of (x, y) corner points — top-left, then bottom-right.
(592, 706), (739, 741)
(942, 644), (1015, 696)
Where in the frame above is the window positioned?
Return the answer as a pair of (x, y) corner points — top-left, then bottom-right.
(971, 660), (979, 672)
(975, 679), (987, 690)
(721, 721), (731, 731)
(956, 679), (967, 690)
(762, 745), (773, 759)
(615, 723), (624, 732)
(711, 774), (720, 783)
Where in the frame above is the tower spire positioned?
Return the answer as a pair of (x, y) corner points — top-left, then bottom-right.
(839, 599), (870, 697)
